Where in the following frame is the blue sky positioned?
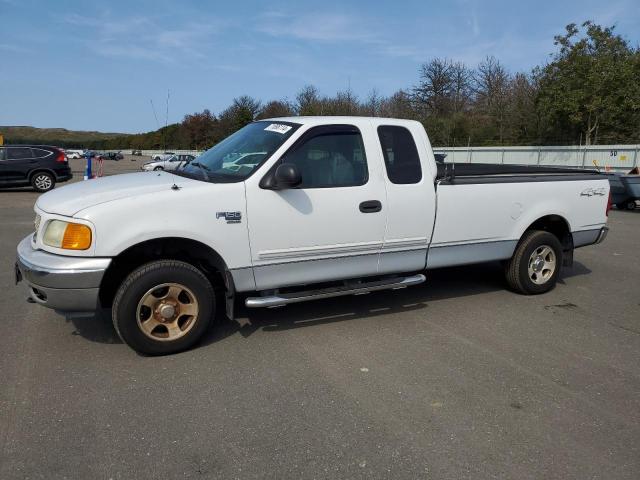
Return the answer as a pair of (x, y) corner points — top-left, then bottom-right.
(1, 0), (638, 133)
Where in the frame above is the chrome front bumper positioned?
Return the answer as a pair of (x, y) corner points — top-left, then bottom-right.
(15, 235), (111, 312)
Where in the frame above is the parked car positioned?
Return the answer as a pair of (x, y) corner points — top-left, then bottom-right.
(606, 171), (639, 210)
(0, 145), (72, 192)
(99, 151), (124, 161)
(16, 117), (610, 354)
(131, 150), (142, 156)
(141, 154), (195, 171)
(151, 152), (175, 162)
(221, 152), (267, 172)
(65, 149), (85, 159)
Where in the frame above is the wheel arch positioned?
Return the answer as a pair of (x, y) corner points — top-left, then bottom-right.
(99, 236), (229, 308)
(520, 214), (574, 266)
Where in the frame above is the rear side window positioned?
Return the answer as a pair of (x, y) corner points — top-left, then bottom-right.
(281, 125), (368, 188)
(32, 148), (52, 159)
(377, 126), (422, 184)
(7, 147), (33, 160)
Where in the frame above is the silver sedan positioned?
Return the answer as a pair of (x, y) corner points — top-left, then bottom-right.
(141, 154), (195, 171)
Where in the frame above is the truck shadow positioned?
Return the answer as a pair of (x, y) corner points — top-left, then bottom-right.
(65, 261), (592, 348)
(199, 260), (593, 347)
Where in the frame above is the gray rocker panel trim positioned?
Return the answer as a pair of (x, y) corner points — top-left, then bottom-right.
(426, 239), (518, 269)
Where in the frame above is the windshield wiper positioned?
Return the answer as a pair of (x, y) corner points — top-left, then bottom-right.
(189, 162), (210, 181)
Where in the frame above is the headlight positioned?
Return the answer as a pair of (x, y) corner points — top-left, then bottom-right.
(43, 220), (92, 250)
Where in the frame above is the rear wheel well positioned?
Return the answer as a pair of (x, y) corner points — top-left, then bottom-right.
(523, 215), (573, 266)
(99, 238), (226, 308)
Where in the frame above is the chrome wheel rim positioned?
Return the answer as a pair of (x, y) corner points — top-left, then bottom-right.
(34, 175), (52, 190)
(527, 245), (556, 285)
(136, 283), (199, 341)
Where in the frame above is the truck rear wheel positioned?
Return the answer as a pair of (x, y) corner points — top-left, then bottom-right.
(112, 260), (214, 355)
(505, 230), (563, 295)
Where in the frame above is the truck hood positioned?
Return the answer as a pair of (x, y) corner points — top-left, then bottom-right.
(36, 172), (187, 217)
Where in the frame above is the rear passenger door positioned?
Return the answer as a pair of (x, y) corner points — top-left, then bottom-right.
(376, 124), (436, 273)
(245, 124), (388, 290)
(4, 147), (36, 182)
(0, 147), (7, 182)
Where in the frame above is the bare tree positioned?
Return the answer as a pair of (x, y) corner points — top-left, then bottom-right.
(361, 88), (382, 116)
(257, 100), (294, 119)
(450, 61), (472, 115)
(323, 88), (359, 115)
(379, 90), (415, 119)
(474, 56), (511, 143)
(295, 85), (322, 115)
(507, 73), (540, 144)
(413, 59), (471, 114)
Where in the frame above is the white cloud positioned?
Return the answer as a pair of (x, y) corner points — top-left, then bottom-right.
(255, 10), (422, 61)
(257, 11), (376, 42)
(57, 13), (220, 63)
(0, 43), (31, 53)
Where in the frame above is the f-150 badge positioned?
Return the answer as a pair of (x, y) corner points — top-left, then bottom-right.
(216, 211), (242, 224)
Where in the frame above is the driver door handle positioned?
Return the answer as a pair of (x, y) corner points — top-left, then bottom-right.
(359, 200), (382, 213)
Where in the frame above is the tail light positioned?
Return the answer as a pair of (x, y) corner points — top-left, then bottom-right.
(606, 191), (612, 217)
(56, 150), (67, 163)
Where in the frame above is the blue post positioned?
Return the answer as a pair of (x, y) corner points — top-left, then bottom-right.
(84, 151), (93, 180)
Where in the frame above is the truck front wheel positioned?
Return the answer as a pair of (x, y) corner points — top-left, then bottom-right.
(505, 230), (563, 295)
(112, 260), (215, 355)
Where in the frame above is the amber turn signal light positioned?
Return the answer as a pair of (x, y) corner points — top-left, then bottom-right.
(61, 223), (92, 250)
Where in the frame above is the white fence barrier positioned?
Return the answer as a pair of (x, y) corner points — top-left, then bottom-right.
(127, 145), (640, 173)
(136, 150), (203, 157)
(433, 145), (640, 173)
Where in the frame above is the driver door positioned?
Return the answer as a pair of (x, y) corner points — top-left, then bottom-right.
(245, 124), (387, 290)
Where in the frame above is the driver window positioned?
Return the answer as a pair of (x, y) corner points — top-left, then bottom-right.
(281, 126), (368, 188)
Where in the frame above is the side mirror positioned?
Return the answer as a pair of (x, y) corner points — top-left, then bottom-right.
(274, 163), (302, 189)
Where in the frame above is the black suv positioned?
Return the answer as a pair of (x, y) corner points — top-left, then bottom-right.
(0, 145), (72, 192)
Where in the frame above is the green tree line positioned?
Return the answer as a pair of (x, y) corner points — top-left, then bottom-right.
(6, 21), (640, 149)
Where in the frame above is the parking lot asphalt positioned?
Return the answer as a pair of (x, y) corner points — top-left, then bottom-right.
(1, 157), (639, 479)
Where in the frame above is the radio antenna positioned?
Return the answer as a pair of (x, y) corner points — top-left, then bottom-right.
(163, 90), (170, 152)
(150, 99), (160, 130)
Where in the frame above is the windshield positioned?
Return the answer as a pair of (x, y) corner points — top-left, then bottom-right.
(176, 121), (301, 182)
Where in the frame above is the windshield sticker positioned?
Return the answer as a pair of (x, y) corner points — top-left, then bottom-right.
(264, 123), (292, 134)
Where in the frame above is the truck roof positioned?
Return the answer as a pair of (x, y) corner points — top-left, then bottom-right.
(264, 116), (423, 128)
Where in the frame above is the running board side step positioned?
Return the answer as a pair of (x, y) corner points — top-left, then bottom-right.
(245, 274), (426, 308)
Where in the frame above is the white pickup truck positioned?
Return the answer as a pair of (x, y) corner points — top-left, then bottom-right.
(16, 117), (610, 354)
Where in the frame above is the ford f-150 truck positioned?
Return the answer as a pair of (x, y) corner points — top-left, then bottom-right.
(16, 117), (611, 354)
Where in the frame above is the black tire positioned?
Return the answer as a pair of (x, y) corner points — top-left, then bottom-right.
(153, 166), (163, 171)
(112, 260), (215, 355)
(625, 201), (636, 210)
(31, 171), (56, 192)
(505, 230), (563, 295)
(616, 203), (626, 210)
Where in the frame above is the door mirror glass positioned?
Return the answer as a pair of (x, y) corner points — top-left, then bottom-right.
(274, 163), (302, 189)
